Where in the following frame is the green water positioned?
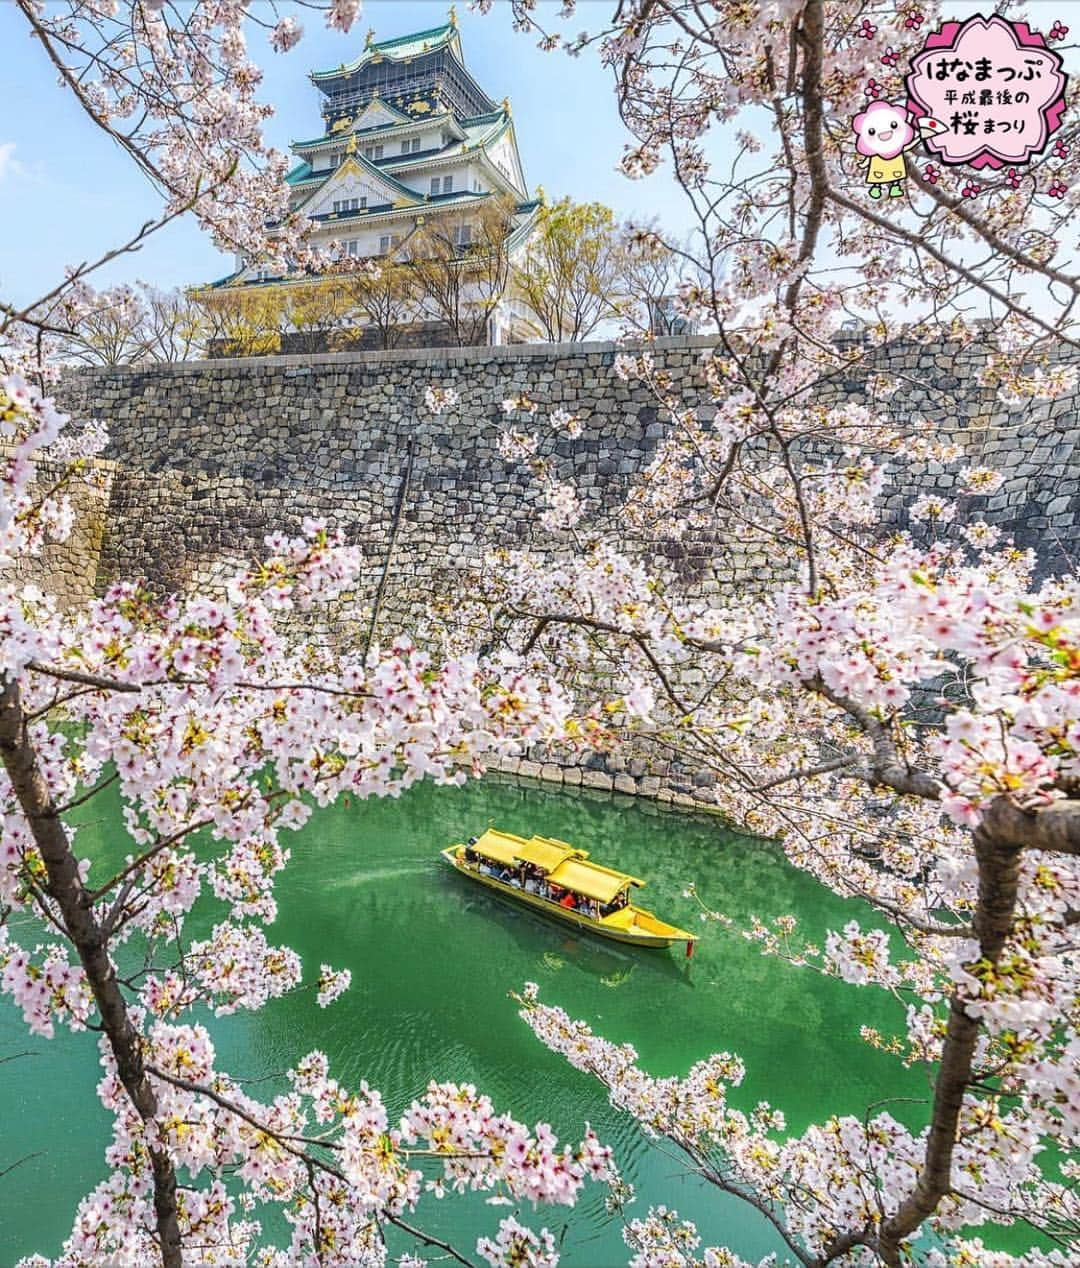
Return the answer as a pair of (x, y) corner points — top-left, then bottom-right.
(1, 777), (926, 1265)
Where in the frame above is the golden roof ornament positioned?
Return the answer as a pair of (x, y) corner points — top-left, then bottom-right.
(502, 97), (512, 116)
(365, 28), (375, 48)
(344, 133), (358, 155)
(535, 184), (547, 204)
(449, 5), (458, 27)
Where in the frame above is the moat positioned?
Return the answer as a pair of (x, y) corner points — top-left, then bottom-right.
(1, 776), (926, 1264)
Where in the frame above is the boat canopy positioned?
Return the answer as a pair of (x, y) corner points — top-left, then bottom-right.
(472, 830), (586, 873)
(472, 829), (529, 866)
(546, 858), (644, 905)
(515, 836), (585, 872)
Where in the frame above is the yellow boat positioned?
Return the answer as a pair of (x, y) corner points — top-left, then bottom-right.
(440, 828), (699, 955)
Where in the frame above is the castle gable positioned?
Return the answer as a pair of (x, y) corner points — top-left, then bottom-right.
(352, 99), (412, 132)
(300, 156), (420, 216)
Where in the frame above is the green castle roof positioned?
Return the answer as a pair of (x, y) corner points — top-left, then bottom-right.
(289, 109), (510, 164)
(311, 21), (461, 83)
(285, 161), (317, 185)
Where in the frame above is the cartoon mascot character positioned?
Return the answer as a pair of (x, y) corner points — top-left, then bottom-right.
(852, 101), (945, 199)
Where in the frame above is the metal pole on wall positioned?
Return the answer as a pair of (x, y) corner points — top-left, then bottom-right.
(364, 433), (416, 660)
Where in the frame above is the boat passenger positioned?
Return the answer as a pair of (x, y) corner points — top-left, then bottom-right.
(464, 846), (479, 864)
(559, 892), (578, 910)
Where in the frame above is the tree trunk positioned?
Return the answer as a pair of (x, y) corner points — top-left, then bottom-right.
(0, 675), (184, 1267)
(875, 818), (1024, 1263)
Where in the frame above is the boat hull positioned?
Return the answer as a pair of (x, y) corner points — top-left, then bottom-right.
(440, 847), (695, 949)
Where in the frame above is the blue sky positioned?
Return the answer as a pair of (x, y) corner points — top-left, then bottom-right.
(0, 1), (695, 307)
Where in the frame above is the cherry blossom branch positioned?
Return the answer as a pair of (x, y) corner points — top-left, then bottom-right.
(54, 770), (120, 816)
(0, 1151), (45, 1180)
(89, 817), (215, 907)
(827, 186), (1080, 351)
(0, 674), (184, 1266)
(809, 676), (944, 802)
(146, 1065), (482, 1268)
(878, 825), (1025, 1263)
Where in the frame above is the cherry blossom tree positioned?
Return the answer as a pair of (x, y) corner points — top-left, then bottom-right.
(5, 1), (1080, 1266)
(1, 4), (614, 1265)
(449, 1), (1080, 1264)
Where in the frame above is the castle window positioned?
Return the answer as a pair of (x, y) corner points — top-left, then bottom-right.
(453, 224), (472, 247)
(379, 234), (402, 255)
(401, 137), (420, 154)
(364, 144), (384, 159)
(430, 175), (454, 195)
(346, 240), (360, 257)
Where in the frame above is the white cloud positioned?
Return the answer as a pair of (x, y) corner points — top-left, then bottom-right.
(0, 142), (26, 183)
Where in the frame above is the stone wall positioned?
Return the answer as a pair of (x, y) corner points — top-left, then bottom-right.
(6, 454), (117, 609)
(50, 334), (1080, 804)
(57, 336), (738, 624)
(57, 334), (1080, 592)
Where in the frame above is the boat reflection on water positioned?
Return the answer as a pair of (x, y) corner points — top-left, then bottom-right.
(454, 882), (697, 988)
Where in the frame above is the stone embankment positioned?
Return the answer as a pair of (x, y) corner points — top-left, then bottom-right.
(41, 334), (1080, 806)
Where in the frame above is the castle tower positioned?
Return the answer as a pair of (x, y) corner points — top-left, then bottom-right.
(205, 12), (540, 347)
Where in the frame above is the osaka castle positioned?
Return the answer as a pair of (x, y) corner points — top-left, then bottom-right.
(208, 9), (541, 347)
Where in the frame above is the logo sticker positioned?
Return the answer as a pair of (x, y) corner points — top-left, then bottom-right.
(905, 13), (1068, 169)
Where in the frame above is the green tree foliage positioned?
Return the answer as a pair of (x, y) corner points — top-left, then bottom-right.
(513, 198), (623, 343)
